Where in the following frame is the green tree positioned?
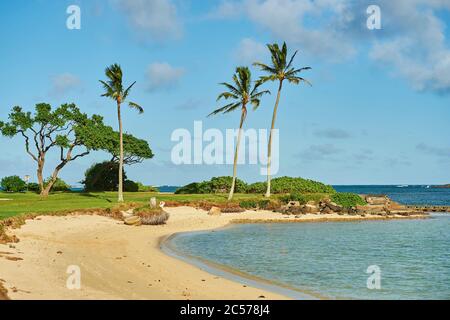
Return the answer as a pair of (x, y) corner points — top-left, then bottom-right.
(1, 176), (27, 193)
(254, 42), (311, 197)
(83, 161), (126, 192)
(100, 63), (143, 202)
(109, 132), (154, 165)
(43, 177), (70, 192)
(0, 103), (115, 197)
(209, 67), (270, 200)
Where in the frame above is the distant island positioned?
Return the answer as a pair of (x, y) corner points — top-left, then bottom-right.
(432, 184), (450, 189)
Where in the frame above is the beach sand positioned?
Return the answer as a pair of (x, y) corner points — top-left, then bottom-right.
(0, 207), (426, 300)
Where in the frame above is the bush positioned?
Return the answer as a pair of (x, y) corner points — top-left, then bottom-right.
(258, 199), (271, 209)
(136, 182), (159, 192)
(246, 182), (267, 194)
(27, 183), (40, 193)
(44, 177), (70, 192)
(239, 199), (259, 209)
(83, 161), (126, 192)
(279, 192), (307, 205)
(331, 193), (366, 208)
(1, 176), (27, 193)
(175, 176), (334, 195)
(124, 180), (139, 192)
(175, 176), (247, 194)
(271, 176), (335, 194)
(134, 206), (169, 225)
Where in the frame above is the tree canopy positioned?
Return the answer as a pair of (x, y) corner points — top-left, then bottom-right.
(0, 103), (153, 196)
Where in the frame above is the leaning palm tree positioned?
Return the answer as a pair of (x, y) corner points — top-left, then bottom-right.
(254, 42), (311, 198)
(99, 64), (143, 202)
(209, 66), (270, 201)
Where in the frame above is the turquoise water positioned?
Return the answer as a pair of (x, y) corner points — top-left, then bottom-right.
(171, 214), (450, 299)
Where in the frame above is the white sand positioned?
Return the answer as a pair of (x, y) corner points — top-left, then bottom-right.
(0, 207), (425, 300)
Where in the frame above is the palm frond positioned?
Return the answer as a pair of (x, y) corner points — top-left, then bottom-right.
(286, 67), (312, 76)
(208, 102), (241, 117)
(286, 76), (312, 86)
(253, 62), (277, 74)
(123, 81), (136, 100)
(217, 92), (239, 101)
(99, 80), (115, 98)
(285, 50), (298, 70)
(128, 101), (144, 114)
(219, 82), (241, 97)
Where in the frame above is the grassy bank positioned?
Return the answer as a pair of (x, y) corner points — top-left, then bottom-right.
(0, 191), (285, 219)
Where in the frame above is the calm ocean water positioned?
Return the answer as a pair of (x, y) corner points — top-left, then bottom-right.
(333, 185), (450, 206)
(171, 186), (450, 300)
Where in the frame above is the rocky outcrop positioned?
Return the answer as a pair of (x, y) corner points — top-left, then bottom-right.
(124, 216), (141, 226)
(208, 206), (221, 216)
(280, 195), (426, 217)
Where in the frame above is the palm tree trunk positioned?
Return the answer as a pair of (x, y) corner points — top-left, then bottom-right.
(228, 107), (247, 201)
(265, 80), (283, 198)
(117, 101), (124, 202)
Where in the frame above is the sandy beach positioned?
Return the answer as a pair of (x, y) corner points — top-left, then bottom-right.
(0, 207), (426, 300)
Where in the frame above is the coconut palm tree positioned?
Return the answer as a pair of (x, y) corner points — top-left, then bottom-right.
(209, 66), (270, 200)
(254, 42), (311, 198)
(99, 64), (143, 202)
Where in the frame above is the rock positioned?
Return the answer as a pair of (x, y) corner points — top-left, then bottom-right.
(288, 201), (301, 207)
(124, 216), (141, 226)
(208, 206), (221, 216)
(356, 205), (386, 214)
(303, 204), (320, 214)
(121, 209), (134, 219)
(149, 197), (157, 208)
(287, 206), (305, 215)
(327, 202), (343, 212)
(321, 206), (333, 214)
(365, 195), (389, 206)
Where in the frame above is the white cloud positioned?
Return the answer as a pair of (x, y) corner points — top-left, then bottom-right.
(50, 73), (81, 97)
(206, 0), (243, 19)
(146, 62), (185, 91)
(209, 0), (450, 93)
(234, 38), (267, 64)
(116, 0), (182, 41)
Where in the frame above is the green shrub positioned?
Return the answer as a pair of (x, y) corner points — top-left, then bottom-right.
(27, 183), (40, 193)
(1, 176), (27, 192)
(247, 182), (267, 194)
(175, 176), (247, 194)
(271, 176), (335, 194)
(239, 200), (258, 209)
(279, 192), (307, 204)
(331, 192), (366, 208)
(83, 161), (126, 192)
(124, 180), (139, 192)
(44, 177), (70, 192)
(136, 182), (159, 192)
(258, 199), (271, 209)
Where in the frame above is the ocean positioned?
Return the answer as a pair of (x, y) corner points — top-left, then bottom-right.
(169, 185), (450, 300)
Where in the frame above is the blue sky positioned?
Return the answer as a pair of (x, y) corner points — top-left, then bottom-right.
(0, 0), (449, 186)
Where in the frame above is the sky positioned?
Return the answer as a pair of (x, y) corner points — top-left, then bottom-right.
(0, 0), (449, 187)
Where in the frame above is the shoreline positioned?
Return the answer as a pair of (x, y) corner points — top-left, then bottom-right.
(0, 207), (429, 300)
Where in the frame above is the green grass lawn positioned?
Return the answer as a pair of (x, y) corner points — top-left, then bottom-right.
(0, 191), (265, 220)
